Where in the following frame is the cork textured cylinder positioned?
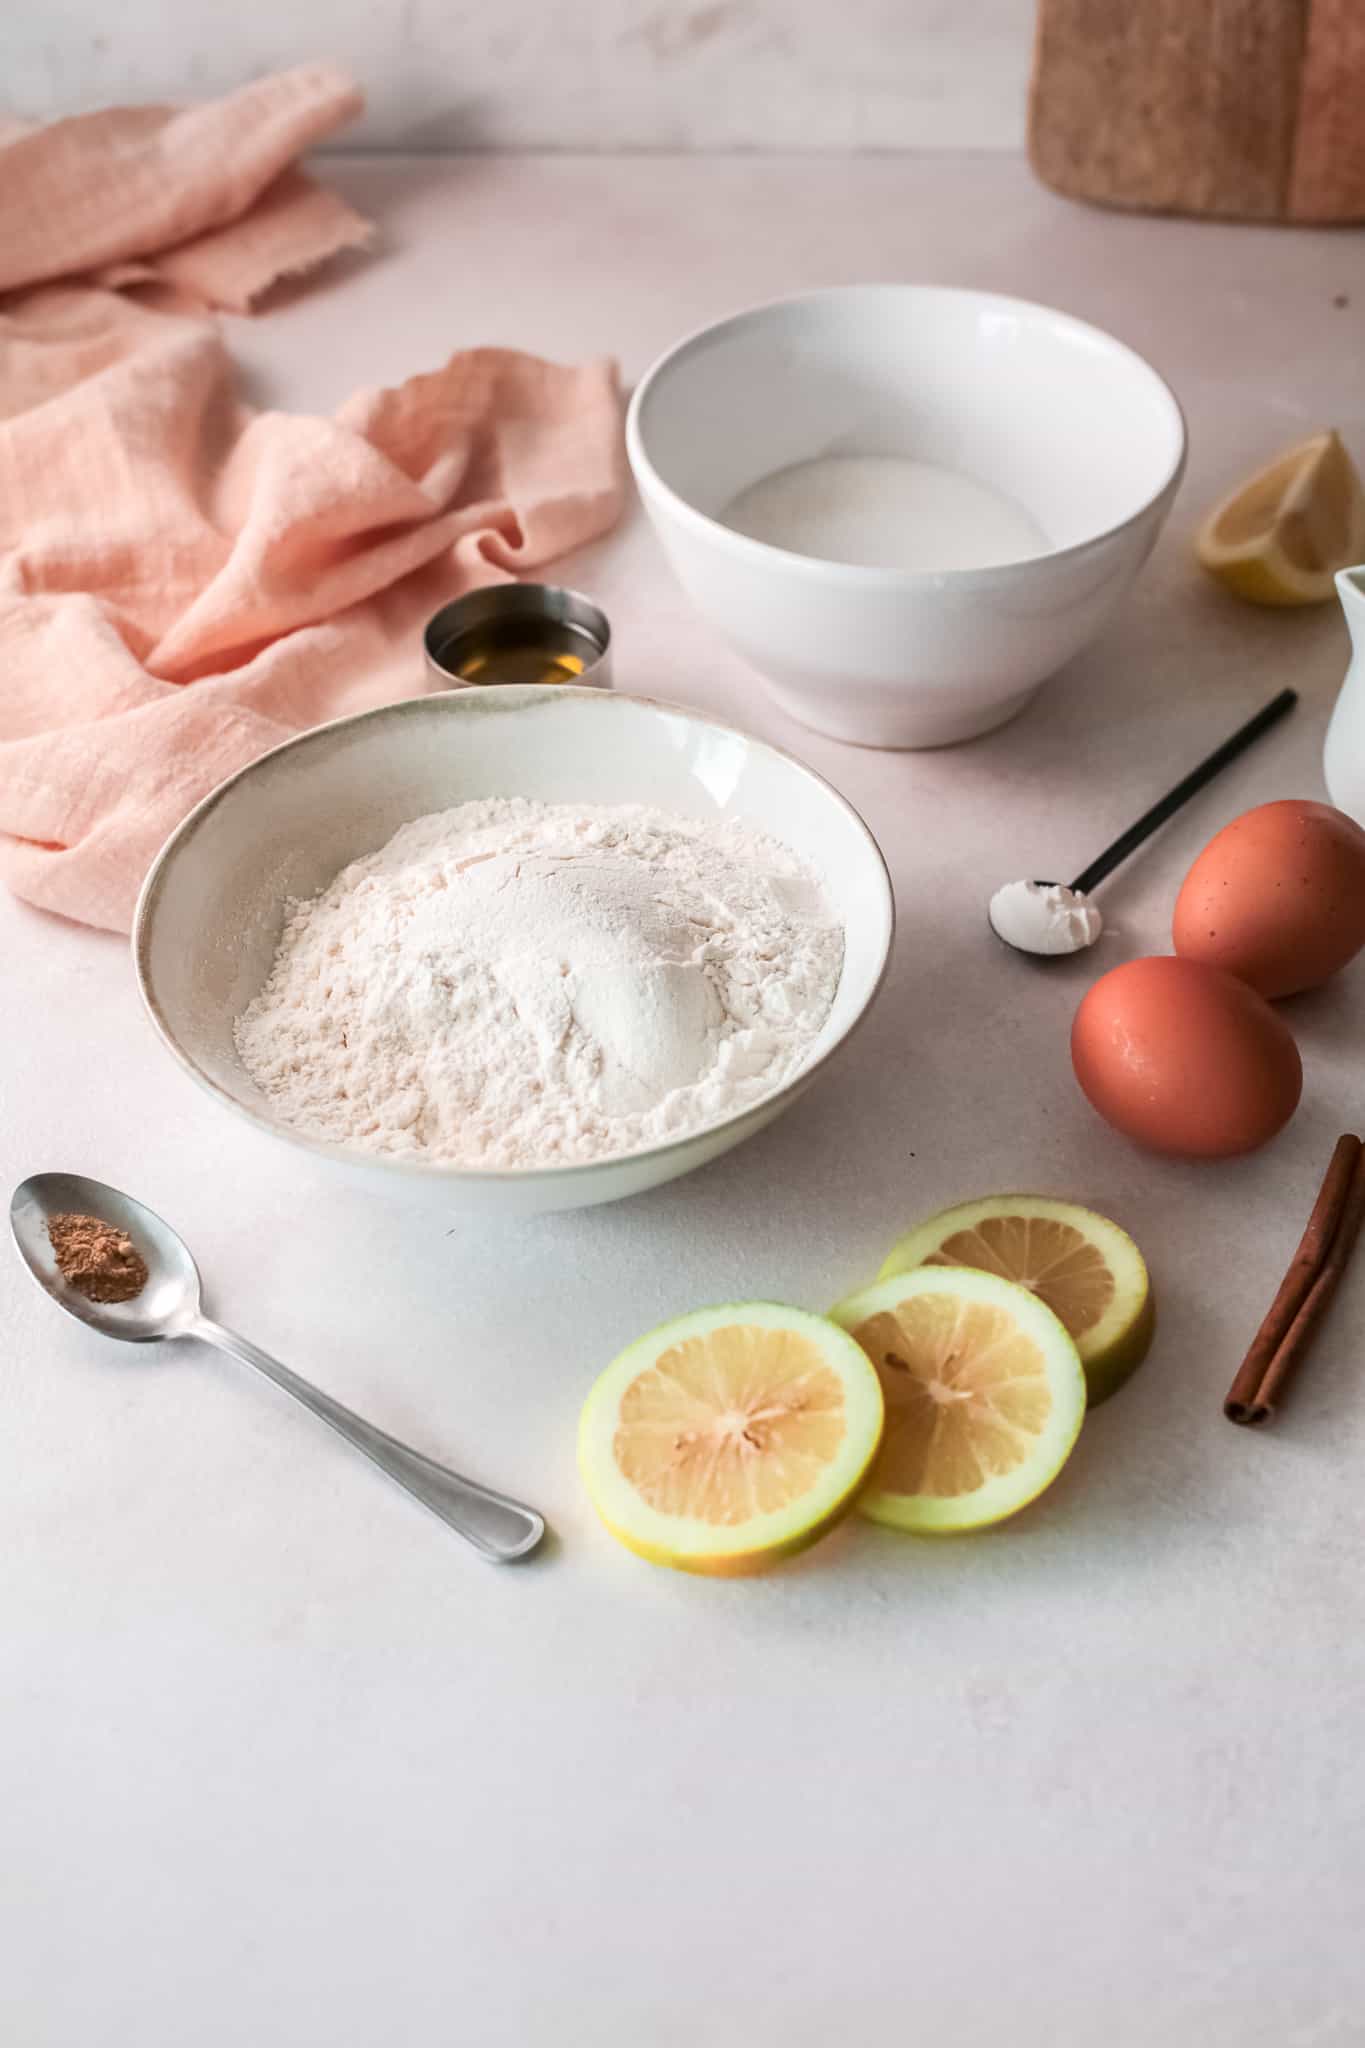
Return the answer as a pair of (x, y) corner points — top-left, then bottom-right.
(1030, 0), (1365, 222)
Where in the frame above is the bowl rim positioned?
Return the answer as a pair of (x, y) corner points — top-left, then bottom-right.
(132, 684), (896, 1186)
(625, 281), (1189, 588)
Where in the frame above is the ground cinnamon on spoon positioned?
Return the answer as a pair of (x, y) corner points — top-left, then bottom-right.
(47, 1213), (148, 1304)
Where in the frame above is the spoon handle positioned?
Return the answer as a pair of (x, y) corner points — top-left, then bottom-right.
(191, 1317), (545, 1562)
(1069, 687), (1298, 896)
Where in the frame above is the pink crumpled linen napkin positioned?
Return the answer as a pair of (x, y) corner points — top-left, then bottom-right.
(0, 66), (625, 931)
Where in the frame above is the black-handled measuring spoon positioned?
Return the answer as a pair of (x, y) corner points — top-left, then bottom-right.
(988, 688), (1299, 957)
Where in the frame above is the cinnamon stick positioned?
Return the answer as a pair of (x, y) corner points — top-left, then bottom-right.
(1250, 1146), (1365, 1422)
(1225, 1133), (1364, 1425)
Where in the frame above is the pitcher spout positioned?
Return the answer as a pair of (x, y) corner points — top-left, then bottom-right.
(1336, 565), (1365, 647)
(1327, 567), (1365, 824)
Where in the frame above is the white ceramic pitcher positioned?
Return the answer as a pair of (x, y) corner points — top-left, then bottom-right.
(1325, 567), (1365, 826)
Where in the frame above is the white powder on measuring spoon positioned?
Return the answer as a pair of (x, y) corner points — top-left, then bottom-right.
(234, 798), (844, 1169)
(988, 879), (1104, 956)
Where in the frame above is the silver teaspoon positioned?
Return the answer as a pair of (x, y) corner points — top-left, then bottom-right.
(11, 1172), (545, 1564)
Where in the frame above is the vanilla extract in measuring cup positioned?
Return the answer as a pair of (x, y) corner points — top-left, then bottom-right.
(435, 615), (604, 686)
(424, 586), (613, 691)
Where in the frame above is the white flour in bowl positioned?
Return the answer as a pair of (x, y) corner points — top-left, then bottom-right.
(233, 798), (844, 1169)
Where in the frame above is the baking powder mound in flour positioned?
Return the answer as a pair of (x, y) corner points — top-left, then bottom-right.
(233, 798), (845, 1168)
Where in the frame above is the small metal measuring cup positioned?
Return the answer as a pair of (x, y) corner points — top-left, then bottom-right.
(423, 585), (613, 692)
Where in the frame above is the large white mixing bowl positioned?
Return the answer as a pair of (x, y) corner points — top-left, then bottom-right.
(627, 285), (1186, 749)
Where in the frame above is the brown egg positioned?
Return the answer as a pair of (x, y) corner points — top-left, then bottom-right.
(1071, 956), (1302, 1158)
(1173, 799), (1365, 998)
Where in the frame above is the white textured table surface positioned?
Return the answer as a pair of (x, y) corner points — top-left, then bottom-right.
(5, 157), (1364, 2048)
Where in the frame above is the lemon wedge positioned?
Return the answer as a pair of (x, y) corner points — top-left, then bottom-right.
(832, 1267), (1086, 1535)
(578, 1303), (884, 1574)
(1196, 429), (1365, 605)
(877, 1194), (1154, 1405)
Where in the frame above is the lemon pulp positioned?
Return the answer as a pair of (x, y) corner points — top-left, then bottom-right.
(613, 1322), (849, 1523)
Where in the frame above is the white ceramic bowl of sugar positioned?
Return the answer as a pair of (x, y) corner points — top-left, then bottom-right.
(627, 285), (1186, 749)
(133, 687), (893, 1216)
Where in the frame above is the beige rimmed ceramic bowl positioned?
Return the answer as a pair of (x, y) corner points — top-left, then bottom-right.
(133, 687), (894, 1215)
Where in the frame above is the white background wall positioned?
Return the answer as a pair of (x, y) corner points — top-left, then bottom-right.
(1, 0), (1032, 151)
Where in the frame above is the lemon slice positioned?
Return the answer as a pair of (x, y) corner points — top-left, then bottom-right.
(579, 1303), (884, 1574)
(876, 1194), (1153, 1405)
(831, 1268), (1085, 1534)
(1196, 429), (1365, 605)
